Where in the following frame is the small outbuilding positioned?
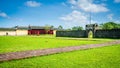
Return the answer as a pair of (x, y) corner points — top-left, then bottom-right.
(0, 28), (16, 36)
(28, 26), (54, 35)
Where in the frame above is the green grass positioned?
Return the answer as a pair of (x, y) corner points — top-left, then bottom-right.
(0, 44), (120, 68)
(0, 36), (112, 54)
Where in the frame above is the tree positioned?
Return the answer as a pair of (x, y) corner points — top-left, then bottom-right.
(66, 28), (71, 31)
(58, 25), (63, 30)
(50, 25), (54, 29)
(72, 26), (83, 30)
(44, 25), (51, 34)
(101, 22), (120, 29)
(116, 24), (120, 29)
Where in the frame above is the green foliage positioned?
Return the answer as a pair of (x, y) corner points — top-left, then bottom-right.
(44, 25), (51, 33)
(66, 28), (71, 31)
(0, 44), (120, 68)
(0, 36), (111, 54)
(44, 25), (51, 30)
(72, 26), (83, 30)
(50, 25), (54, 29)
(101, 22), (120, 29)
(44, 25), (54, 33)
(58, 25), (63, 30)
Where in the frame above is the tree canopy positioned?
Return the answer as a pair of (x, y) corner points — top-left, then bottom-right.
(72, 26), (83, 30)
(101, 22), (120, 29)
(58, 25), (63, 30)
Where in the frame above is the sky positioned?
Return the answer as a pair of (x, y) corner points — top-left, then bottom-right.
(0, 0), (120, 29)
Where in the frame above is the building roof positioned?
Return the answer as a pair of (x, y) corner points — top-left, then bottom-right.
(0, 28), (15, 31)
(29, 26), (45, 29)
(86, 23), (98, 27)
(16, 26), (28, 30)
(0, 26), (57, 31)
(29, 26), (56, 30)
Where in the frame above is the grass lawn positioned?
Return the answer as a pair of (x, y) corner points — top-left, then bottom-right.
(0, 44), (120, 68)
(0, 36), (113, 54)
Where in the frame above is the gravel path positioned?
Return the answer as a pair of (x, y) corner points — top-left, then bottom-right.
(0, 40), (120, 62)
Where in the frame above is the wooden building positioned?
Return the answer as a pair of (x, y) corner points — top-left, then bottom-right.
(0, 26), (56, 36)
(28, 26), (53, 35)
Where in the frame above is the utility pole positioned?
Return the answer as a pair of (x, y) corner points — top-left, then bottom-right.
(89, 6), (92, 30)
(90, 10), (91, 25)
(89, 0), (92, 25)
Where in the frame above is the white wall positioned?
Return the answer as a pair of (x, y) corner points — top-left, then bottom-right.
(53, 30), (56, 35)
(16, 30), (28, 35)
(0, 31), (6, 35)
(0, 30), (28, 36)
(0, 31), (16, 36)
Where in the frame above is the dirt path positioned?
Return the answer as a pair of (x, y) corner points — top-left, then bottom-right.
(0, 40), (120, 62)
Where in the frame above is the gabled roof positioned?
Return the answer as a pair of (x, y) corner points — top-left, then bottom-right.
(29, 26), (56, 30)
(16, 26), (28, 30)
(0, 26), (57, 31)
(86, 23), (98, 27)
(0, 28), (15, 31)
(29, 26), (45, 29)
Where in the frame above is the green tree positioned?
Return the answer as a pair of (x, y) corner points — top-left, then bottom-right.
(58, 25), (63, 30)
(50, 25), (54, 29)
(66, 28), (71, 31)
(44, 25), (51, 34)
(72, 26), (83, 30)
(101, 22), (120, 29)
(116, 24), (120, 28)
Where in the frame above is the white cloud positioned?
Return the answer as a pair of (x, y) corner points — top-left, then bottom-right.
(68, 0), (109, 13)
(69, 0), (77, 4)
(60, 10), (89, 27)
(114, 0), (120, 3)
(25, 1), (41, 7)
(107, 14), (114, 21)
(60, 10), (88, 23)
(0, 12), (9, 18)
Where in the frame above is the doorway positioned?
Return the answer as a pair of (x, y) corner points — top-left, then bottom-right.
(88, 30), (93, 38)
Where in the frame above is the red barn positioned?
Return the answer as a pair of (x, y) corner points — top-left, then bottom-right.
(28, 26), (53, 35)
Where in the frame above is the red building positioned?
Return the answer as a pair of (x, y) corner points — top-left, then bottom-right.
(28, 26), (53, 35)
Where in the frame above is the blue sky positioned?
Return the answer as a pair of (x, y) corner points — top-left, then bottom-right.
(0, 0), (120, 28)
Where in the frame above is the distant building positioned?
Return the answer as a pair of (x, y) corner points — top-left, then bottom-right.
(0, 28), (16, 36)
(0, 26), (28, 36)
(28, 26), (54, 35)
(0, 26), (56, 36)
(85, 23), (99, 30)
(15, 26), (28, 36)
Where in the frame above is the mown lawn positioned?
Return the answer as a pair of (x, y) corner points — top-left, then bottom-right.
(0, 44), (120, 68)
(0, 36), (112, 54)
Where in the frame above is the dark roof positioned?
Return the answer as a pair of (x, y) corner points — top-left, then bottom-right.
(86, 23), (98, 26)
(29, 26), (56, 30)
(29, 26), (45, 29)
(0, 28), (15, 31)
(16, 26), (28, 30)
(0, 26), (57, 31)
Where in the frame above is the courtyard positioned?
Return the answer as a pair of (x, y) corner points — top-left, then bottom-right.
(0, 35), (120, 68)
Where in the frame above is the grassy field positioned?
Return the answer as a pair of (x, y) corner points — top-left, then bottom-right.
(0, 44), (120, 68)
(0, 36), (113, 54)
